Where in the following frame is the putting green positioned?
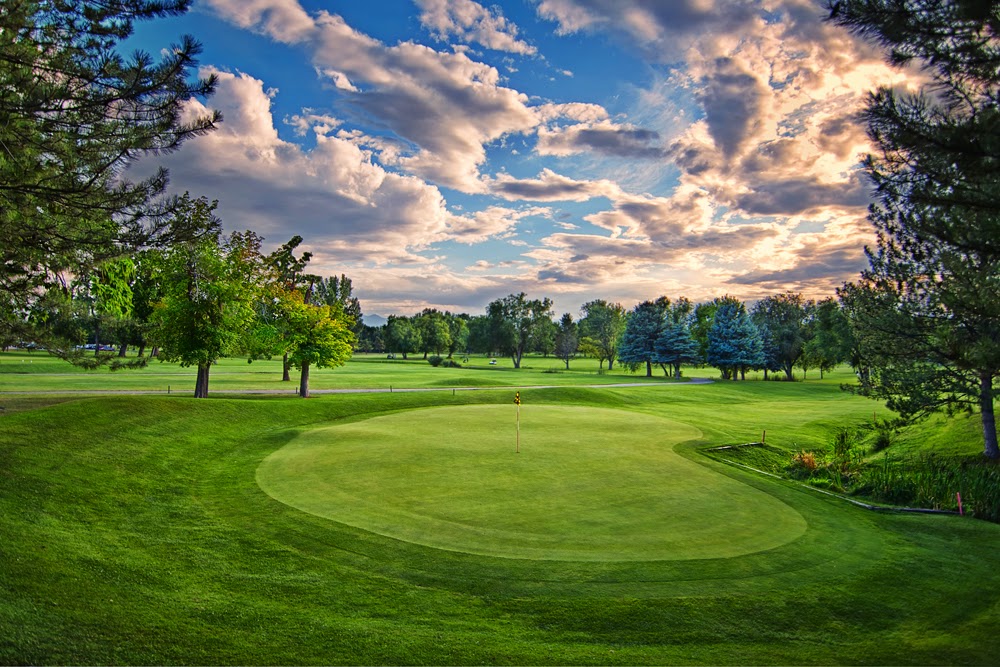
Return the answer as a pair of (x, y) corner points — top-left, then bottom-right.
(256, 405), (807, 561)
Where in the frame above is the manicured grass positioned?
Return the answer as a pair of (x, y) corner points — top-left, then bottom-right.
(0, 349), (729, 394)
(258, 405), (805, 560)
(1, 373), (998, 664)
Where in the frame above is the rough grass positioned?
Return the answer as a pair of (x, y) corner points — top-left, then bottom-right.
(1, 370), (999, 664)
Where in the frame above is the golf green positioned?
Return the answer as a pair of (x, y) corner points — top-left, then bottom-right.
(256, 405), (808, 561)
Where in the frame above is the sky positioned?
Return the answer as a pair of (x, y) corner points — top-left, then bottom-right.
(126, 0), (918, 319)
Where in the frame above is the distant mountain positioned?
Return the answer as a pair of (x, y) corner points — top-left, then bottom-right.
(363, 314), (388, 327)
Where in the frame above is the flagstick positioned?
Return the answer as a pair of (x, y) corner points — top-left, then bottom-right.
(516, 402), (520, 454)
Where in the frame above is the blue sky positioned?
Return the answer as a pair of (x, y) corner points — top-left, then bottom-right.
(127, 0), (916, 318)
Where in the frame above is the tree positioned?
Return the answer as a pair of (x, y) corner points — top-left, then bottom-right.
(485, 293), (553, 368)
(311, 274), (363, 337)
(707, 299), (763, 380)
(1, 0), (218, 336)
(150, 197), (256, 398)
(830, 0), (1000, 458)
(384, 315), (422, 359)
(654, 320), (699, 379)
(618, 298), (670, 377)
(280, 291), (355, 398)
(805, 298), (852, 379)
(751, 292), (810, 381)
(578, 300), (626, 370)
(532, 315), (557, 357)
(415, 309), (451, 358)
(446, 313), (470, 358)
(466, 315), (493, 355)
(554, 313), (579, 370)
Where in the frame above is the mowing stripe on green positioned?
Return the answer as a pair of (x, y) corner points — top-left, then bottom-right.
(257, 405), (807, 561)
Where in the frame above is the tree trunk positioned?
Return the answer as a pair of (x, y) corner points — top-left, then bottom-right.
(564, 358), (570, 370)
(764, 368), (769, 381)
(645, 360), (652, 377)
(512, 353), (521, 369)
(150, 346), (159, 358)
(282, 352), (291, 382)
(783, 363), (793, 381)
(299, 361), (310, 398)
(117, 343), (127, 358)
(673, 362), (682, 379)
(194, 363), (210, 398)
(137, 343), (146, 358)
(981, 371), (998, 459)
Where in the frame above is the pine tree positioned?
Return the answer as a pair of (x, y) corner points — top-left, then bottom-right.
(654, 321), (699, 379)
(830, 0), (1000, 458)
(707, 300), (763, 380)
(1, 1), (218, 328)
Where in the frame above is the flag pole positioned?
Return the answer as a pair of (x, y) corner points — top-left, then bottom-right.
(514, 391), (521, 453)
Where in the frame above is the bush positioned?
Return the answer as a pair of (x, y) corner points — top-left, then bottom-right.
(853, 455), (1000, 521)
(788, 451), (818, 479)
(428, 356), (443, 367)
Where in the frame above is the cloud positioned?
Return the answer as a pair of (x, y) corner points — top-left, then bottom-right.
(536, 120), (666, 158)
(416, 0), (536, 54)
(534, 0), (759, 59)
(205, 0), (541, 192)
(143, 69), (535, 267)
(488, 169), (623, 202)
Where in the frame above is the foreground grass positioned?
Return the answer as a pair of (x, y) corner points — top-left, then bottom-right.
(2, 379), (998, 665)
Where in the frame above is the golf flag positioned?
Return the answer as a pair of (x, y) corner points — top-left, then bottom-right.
(514, 391), (521, 405)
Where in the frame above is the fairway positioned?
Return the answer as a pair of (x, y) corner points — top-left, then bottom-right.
(257, 405), (807, 560)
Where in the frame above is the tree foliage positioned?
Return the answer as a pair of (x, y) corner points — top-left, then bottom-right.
(830, 0), (1000, 458)
(1, 0), (218, 322)
(578, 299), (626, 370)
(485, 293), (553, 369)
(618, 298), (669, 377)
(280, 290), (355, 398)
(707, 299), (763, 380)
(149, 197), (256, 398)
(554, 313), (579, 370)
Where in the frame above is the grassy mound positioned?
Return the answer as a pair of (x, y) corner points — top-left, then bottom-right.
(257, 405), (806, 560)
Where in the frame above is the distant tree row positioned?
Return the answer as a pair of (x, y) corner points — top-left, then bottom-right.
(373, 291), (857, 382)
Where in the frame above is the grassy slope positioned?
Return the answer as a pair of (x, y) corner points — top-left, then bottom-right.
(1, 376), (998, 665)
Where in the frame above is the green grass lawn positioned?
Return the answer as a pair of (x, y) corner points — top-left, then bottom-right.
(1, 362), (998, 664)
(0, 349), (738, 394)
(258, 405), (805, 561)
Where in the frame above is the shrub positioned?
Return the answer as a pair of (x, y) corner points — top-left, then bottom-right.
(428, 356), (443, 367)
(788, 451), (818, 479)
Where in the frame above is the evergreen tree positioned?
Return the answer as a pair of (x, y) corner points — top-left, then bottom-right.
(1, 0), (218, 335)
(654, 321), (699, 379)
(830, 0), (1000, 458)
(618, 298), (670, 377)
(554, 313), (579, 370)
(707, 300), (763, 380)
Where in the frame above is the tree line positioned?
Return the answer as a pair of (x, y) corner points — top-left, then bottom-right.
(367, 291), (855, 382)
